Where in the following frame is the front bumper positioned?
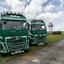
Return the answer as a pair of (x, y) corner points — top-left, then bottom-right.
(32, 34), (47, 45)
(0, 36), (29, 54)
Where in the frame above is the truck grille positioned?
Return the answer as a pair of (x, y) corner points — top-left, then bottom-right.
(35, 36), (44, 43)
(6, 37), (26, 52)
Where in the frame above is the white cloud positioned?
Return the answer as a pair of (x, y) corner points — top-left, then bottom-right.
(37, 12), (56, 21)
(6, 0), (26, 12)
(37, 11), (64, 21)
(24, 0), (47, 19)
(60, 0), (64, 7)
(43, 4), (55, 12)
(53, 23), (64, 31)
(0, 6), (8, 13)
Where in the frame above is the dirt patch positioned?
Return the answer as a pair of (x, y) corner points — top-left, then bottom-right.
(5, 40), (64, 64)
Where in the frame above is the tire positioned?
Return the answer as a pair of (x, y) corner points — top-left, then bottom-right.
(25, 49), (30, 52)
(44, 42), (48, 45)
(0, 53), (7, 56)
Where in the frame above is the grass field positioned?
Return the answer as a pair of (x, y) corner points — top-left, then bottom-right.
(0, 33), (64, 64)
(48, 35), (63, 43)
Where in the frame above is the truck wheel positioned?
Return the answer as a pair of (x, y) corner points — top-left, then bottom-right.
(25, 49), (30, 52)
(0, 53), (7, 56)
(44, 42), (47, 45)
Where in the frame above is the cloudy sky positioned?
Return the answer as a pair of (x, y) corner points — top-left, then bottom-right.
(0, 0), (64, 31)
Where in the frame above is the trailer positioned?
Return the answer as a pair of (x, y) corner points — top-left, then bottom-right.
(0, 12), (29, 55)
(28, 19), (47, 45)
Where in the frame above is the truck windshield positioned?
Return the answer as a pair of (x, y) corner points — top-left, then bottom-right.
(2, 21), (26, 30)
(32, 25), (45, 30)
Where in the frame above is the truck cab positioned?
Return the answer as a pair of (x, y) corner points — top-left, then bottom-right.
(0, 12), (29, 55)
(28, 19), (47, 45)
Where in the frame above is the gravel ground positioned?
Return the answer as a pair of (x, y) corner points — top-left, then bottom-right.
(6, 40), (64, 64)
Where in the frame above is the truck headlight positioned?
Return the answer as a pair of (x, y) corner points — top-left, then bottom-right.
(42, 26), (45, 29)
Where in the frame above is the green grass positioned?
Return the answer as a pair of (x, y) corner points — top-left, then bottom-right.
(0, 33), (64, 64)
(48, 35), (62, 44)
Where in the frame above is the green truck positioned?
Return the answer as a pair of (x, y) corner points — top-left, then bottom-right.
(0, 12), (29, 55)
(0, 12), (48, 55)
(28, 19), (47, 45)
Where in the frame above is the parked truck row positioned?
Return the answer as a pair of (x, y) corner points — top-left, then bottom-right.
(0, 12), (47, 55)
